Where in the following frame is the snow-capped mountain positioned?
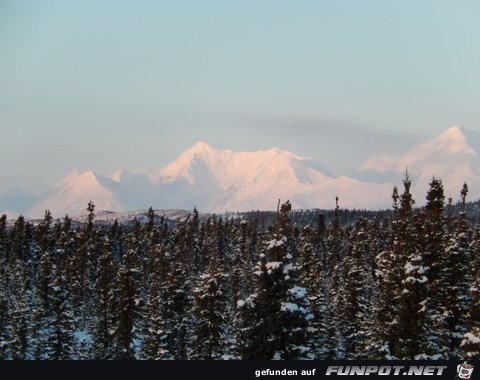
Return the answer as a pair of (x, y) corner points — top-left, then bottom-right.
(12, 125), (480, 219)
(152, 142), (345, 212)
(358, 126), (480, 201)
(28, 170), (124, 218)
(24, 142), (391, 218)
(154, 141), (334, 187)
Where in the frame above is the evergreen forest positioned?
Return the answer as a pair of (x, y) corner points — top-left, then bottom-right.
(0, 176), (479, 360)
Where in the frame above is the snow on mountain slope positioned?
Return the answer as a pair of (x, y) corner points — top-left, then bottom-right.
(24, 126), (480, 218)
(152, 142), (345, 212)
(359, 126), (480, 201)
(155, 142), (332, 188)
(27, 170), (126, 217)
(27, 143), (387, 217)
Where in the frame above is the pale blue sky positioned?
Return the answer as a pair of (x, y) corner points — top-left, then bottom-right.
(1, 0), (479, 194)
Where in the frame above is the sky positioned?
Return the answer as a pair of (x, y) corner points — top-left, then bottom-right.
(1, 0), (480, 195)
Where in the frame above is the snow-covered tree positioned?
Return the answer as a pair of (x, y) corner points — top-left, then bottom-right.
(153, 221), (195, 359)
(191, 243), (228, 359)
(297, 225), (324, 358)
(422, 178), (448, 353)
(338, 218), (376, 359)
(92, 246), (118, 359)
(113, 241), (141, 359)
(46, 269), (75, 360)
(324, 197), (347, 358)
(374, 176), (416, 358)
(239, 201), (313, 359)
(9, 260), (31, 360)
(444, 184), (472, 357)
(461, 222), (480, 359)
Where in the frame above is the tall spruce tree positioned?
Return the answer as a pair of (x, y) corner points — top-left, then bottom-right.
(297, 225), (325, 358)
(92, 246), (118, 359)
(9, 259), (31, 360)
(374, 176), (416, 358)
(325, 197), (346, 358)
(191, 240), (228, 359)
(70, 202), (97, 329)
(46, 267), (75, 360)
(444, 184), (472, 357)
(422, 177), (448, 355)
(0, 214), (10, 358)
(32, 249), (54, 359)
(140, 241), (170, 360)
(396, 210), (433, 359)
(239, 201), (312, 359)
(113, 238), (141, 359)
(461, 195), (480, 359)
(155, 221), (194, 359)
(338, 218), (376, 359)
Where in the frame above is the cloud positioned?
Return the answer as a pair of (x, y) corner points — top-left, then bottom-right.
(234, 114), (416, 173)
(245, 115), (364, 134)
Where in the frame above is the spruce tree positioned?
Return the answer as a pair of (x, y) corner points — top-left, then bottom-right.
(338, 218), (376, 359)
(113, 241), (141, 359)
(9, 260), (31, 360)
(140, 241), (169, 360)
(297, 224), (329, 359)
(461, 215), (480, 358)
(154, 222), (194, 359)
(422, 177), (448, 354)
(0, 214), (7, 257)
(70, 202), (97, 329)
(324, 197), (346, 358)
(0, 214), (9, 358)
(92, 246), (118, 359)
(397, 213), (430, 359)
(239, 201), (312, 359)
(32, 250), (54, 359)
(47, 268), (75, 360)
(444, 183), (471, 357)
(374, 177), (415, 358)
(191, 242), (228, 359)
(229, 220), (254, 358)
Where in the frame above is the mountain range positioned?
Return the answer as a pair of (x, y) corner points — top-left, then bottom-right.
(4, 125), (480, 218)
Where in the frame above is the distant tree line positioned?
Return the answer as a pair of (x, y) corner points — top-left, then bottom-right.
(0, 176), (479, 360)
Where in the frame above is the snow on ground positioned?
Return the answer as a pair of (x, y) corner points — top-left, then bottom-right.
(72, 209), (191, 225)
(462, 332), (480, 345)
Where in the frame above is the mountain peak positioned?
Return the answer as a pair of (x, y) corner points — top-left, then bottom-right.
(15, 126), (480, 218)
(358, 125), (476, 174)
(426, 125), (476, 157)
(268, 146), (288, 154)
(81, 170), (98, 179)
(437, 125), (465, 141)
(27, 169), (123, 218)
(55, 170), (102, 192)
(186, 141), (216, 155)
(263, 146), (303, 160)
(58, 170), (98, 187)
